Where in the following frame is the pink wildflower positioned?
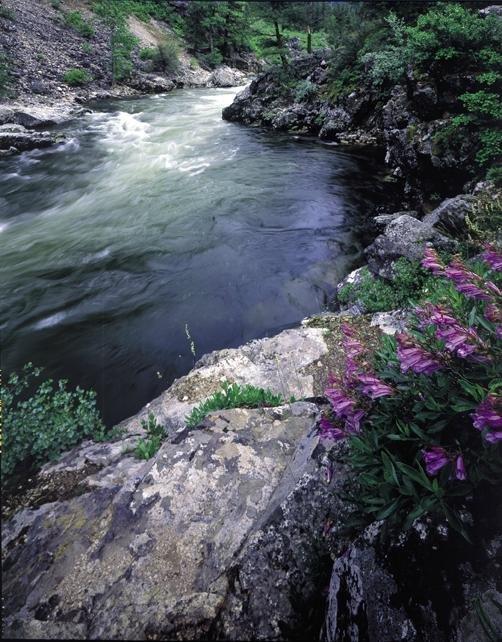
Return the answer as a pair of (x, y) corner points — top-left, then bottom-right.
(357, 374), (394, 399)
(421, 247), (444, 276)
(472, 395), (502, 443)
(455, 455), (467, 481)
(481, 243), (502, 272)
(396, 333), (442, 375)
(423, 446), (449, 476)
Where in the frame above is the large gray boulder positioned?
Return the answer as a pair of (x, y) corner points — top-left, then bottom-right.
(2, 402), (349, 640)
(365, 215), (456, 278)
(116, 325), (336, 438)
(208, 65), (247, 88)
(422, 194), (476, 237)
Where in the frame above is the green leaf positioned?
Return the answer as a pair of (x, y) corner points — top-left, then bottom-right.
(375, 498), (401, 520)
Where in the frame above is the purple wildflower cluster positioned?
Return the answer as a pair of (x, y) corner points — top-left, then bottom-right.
(320, 323), (393, 440)
(481, 243), (502, 272)
(419, 247), (502, 358)
(321, 244), (501, 505)
(396, 332), (441, 374)
(417, 303), (488, 361)
(422, 247), (502, 311)
(422, 447), (467, 480)
(472, 394), (502, 443)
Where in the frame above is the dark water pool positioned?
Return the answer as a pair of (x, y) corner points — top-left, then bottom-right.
(0, 87), (395, 425)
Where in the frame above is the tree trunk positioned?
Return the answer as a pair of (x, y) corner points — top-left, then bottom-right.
(307, 25), (312, 54)
(274, 20), (287, 68)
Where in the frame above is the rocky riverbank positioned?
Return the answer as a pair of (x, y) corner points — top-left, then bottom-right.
(222, 3), (499, 212)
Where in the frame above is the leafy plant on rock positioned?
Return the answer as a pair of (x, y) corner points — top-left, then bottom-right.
(134, 412), (165, 460)
(1, 364), (108, 484)
(337, 258), (438, 313)
(321, 246), (502, 539)
(186, 381), (284, 429)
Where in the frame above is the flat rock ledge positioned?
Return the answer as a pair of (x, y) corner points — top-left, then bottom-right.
(2, 402), (349, 640)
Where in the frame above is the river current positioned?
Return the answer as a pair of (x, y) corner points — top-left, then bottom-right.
(1, 87), (393, 425)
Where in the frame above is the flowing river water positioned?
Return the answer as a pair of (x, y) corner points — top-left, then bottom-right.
(1, 87), (394, 426)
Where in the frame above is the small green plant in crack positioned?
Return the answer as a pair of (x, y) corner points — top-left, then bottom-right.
(134, 412), (165, 460)
(186, 382), (285, 429)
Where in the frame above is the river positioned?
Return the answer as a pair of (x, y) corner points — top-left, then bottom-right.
(0, 87), (393, 426)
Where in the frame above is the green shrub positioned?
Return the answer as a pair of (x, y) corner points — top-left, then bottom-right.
(294, 79), (317, 102)
(338, 258), (437, 313)
(199, 50), (224, 69)
(139, 46), (157, 61)
(81, 42), (93, 54)
(65, 10), (94, 39)
(50, 0), (61, 10)
(111, 24), (138, 81)
(406, 4), (501, 74)
(486, 166), (502, 188)
(63, 67), (92, 86)
(321, 248), (502, 540)
(93, 0), (175, 24)
(134, 412), (165, 460)
(361, 12), (408, 87)
(1, 364), (108, 484)
(0, 6), (15, 20)
(186, 382), (285, 429)
(157, 39), (180, 74)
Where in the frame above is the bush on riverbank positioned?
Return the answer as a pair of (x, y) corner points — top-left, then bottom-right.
(63, 67), (92, 86)
(326, 3), (501, 177)
(1, 364), (111, 485)
(321, 246), (502, 539)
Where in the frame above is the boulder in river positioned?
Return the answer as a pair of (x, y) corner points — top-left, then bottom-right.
(0, 123), (60, 153)
(207, 65), (247, 88)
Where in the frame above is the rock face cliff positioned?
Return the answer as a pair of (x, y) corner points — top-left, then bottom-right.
(222, 51), (483, 207)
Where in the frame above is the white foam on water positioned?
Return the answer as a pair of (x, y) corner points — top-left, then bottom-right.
(103, 111), (151, 144)
(55, 137), (80, 153)
(81, 248), (111, 264)
(0, 221), (9, 233)
(33, 311), (68, 330)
